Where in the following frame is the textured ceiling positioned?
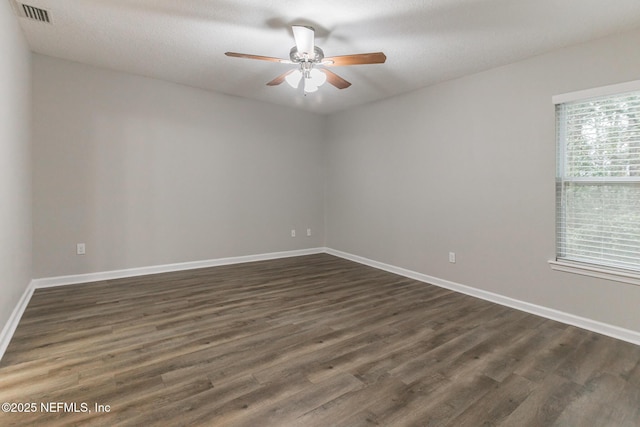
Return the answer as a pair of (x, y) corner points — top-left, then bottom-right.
(10, 0), (640, 114)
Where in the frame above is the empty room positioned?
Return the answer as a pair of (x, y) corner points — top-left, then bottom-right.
(2, 0), (640, 425)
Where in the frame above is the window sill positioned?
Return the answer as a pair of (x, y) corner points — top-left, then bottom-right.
(549, 259), (640, 287)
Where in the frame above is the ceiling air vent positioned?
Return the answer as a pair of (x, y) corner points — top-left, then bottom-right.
(15, 2), (51, 23)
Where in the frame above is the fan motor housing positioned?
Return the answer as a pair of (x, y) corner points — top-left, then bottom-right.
(290, 46), (324, 63)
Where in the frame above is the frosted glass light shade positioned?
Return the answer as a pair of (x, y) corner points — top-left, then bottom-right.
(308, 69), (326, 87)
(285, 70), (302, 88)
(304, 80), (319, 93)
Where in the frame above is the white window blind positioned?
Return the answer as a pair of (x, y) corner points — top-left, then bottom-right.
(556, 88), (640, 273)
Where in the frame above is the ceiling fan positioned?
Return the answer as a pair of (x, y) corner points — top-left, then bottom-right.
(225, 25), (386, 93)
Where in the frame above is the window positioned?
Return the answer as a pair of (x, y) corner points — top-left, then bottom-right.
(554, 81), (640, 278)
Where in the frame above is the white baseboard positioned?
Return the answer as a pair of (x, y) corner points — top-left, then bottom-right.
(325, 248), (640, 346)
(0, 280), (35, 362)
(31, 248), (325, 289)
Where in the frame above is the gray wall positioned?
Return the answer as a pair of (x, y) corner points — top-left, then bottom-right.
(0, 1), (31, 331)
(33, 55), (325, 278)
(325, 28), (640, 331)
(28, 28), (640, 333)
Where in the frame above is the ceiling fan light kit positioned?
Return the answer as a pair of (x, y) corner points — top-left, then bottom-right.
(225, 25), (386, 94)
(285, 68), (327, 93)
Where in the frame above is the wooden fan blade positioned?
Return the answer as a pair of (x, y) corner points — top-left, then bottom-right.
(320, 69), (351, 89)
(323, 52), (387, 66)
(225, 52), (290, 63)
(266, 69), (296, 86)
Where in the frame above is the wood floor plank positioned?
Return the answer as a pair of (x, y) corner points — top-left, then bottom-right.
(291, 376), (408, 426)
(1, 253), (639, 426)
(482, 325), (564, 382)
(445, 373), (534, 426)
(500, 373), (584, 426)
(232, 372), (363, 427)
(551, 372), (628, 426)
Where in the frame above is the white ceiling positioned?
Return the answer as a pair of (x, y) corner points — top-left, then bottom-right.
(11, 0), (640, 114)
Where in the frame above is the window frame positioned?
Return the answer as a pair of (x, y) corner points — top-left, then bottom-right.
(550, 80), (640, 286)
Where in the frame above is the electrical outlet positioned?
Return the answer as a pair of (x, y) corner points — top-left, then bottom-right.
(307, 228), (312, 236)
(291, 229), (296, 238)
(77, 243), (86, 255)
(449, 252), (456, 263)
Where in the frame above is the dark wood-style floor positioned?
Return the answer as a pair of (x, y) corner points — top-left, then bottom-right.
(1, 254), (639, 426)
